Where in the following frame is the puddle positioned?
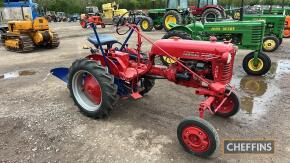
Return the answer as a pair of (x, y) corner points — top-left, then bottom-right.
(231, 60), (290, 116)
(0, 70), (36, 80)
(271, 60), (290, 79)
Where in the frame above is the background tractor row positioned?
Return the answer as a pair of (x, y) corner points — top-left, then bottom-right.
(80, 2), (128, 28)
(161, 19), (271, 76)
(140, 0), (225, 31)
(44, 11), (68, 22)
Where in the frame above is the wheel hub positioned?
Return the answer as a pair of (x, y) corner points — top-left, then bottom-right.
(165, 15), (177, 29)
(83, 75), (102, 105)
(142, 20), (149, 29)
(206, 13), (216, 22)
(263, 39), (276, 51)
(182, 126), (210, 152)
(248, 58), (264, 72)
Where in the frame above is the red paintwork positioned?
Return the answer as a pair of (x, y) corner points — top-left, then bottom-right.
(85, 23), (237, 123)
(84, 75), (102, 104)
(284, 16), (290, 37)
(189, 5), (224, 16)
(181, 126), (210, 153)
(81, 15), (105, 28)
(212, 93), (234, 114)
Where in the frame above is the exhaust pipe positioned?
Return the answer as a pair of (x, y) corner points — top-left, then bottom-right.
(240, 0), (244, 21)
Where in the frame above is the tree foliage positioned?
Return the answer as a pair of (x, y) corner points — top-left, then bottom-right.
(34, 0), (290, 14)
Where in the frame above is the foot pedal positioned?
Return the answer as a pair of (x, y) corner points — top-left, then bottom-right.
(131, 92), (143, 99)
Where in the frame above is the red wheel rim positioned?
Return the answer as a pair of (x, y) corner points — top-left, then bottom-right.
(182, 126), (210, 153)
(83, 75), (102, 105)
(213, 96), (234, 114)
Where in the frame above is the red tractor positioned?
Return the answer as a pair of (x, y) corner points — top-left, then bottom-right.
(80, 15), (105, 29)
(190, 0), (226, 23)
(51, 12), (240, 157)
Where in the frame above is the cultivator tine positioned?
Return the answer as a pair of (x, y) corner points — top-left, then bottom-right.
(50, 68), (69, 83)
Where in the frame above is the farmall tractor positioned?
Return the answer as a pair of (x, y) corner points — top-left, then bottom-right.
(51, 12), (240, 157)
(140, 0), (225, 31)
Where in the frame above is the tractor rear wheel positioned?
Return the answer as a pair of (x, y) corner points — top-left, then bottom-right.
(211, 89), (240, 118)
(163, 10), (183, 31)
(201, 8), (222, 24)
(68, 59), (118, 118)
(177, 117), (219, 157)
(262, 36), (280, 52)
(160, 31), (192, 66)
(154, 24), (163, 30)
(140, 17), (154, 31)
(243, 52), (271, 76)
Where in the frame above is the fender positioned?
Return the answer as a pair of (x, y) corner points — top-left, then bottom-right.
(169, 24), (193, 36)
(169, 22), (204, 39)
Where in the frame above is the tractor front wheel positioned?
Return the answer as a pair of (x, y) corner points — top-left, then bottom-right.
(243, 52), (271, 76)
(211, 89), (240, 118)
(68, 59), (118, 118)
(177, 117), (219, 157)
(140, 17), (154, 31)
(101, 23), (106, 28)
(160, 31), (192, 66)
(163, 10), (183, 31)
(262, 36), (280, 52)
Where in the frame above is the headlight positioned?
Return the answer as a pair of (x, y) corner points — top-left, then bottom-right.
(227, 53), (232, 64)
(222, 52), (232, 64)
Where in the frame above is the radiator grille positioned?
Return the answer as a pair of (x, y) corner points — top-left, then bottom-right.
(251, 26), (264, 44)
(221, 63), (233, 82)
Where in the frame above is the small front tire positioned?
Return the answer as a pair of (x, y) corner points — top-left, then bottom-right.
(177, 117), (219, 157)
(243, 52), (271, 76)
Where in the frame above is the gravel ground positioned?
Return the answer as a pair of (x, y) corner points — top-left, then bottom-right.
(0, 22), (290, 163)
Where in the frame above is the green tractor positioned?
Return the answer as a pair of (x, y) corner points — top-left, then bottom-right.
(263, 7), (290, 15)
(243, 14), (286, 52)
(160, 20), (272, 76)
(140, 0), (226, 31)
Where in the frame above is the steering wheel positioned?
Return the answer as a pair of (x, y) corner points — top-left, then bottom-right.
(116, 11), (136, 35)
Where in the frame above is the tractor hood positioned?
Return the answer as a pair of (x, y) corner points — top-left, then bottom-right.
(150, 39), (237, 59)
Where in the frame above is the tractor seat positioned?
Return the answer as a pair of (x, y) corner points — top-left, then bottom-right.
(88, 34), (118, 46)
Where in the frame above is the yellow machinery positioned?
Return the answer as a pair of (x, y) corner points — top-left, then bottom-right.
(102, 2), (128, 24)
(1, 17), (59, 52)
